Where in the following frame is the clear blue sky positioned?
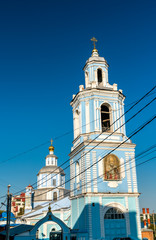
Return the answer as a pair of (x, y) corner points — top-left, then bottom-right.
(0, 0), (156, 212)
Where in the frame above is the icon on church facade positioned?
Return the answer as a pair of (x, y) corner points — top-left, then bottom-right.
(104, 154), (120, 180)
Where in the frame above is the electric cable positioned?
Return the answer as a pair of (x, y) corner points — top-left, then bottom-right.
(7, 94), (156, 202)
(22, 114), (156, 202)
(22, 150), (156, 215)
(23, 90), (156, 192)
(0, 86), (155, 167)
(26, 96), (156, 192)
(0, 86), (155, 200)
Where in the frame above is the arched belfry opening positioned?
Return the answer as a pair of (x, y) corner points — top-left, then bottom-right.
(97, 68), (102, 85)
(101, 104), (111, 132)
(53, 192), (57, 201)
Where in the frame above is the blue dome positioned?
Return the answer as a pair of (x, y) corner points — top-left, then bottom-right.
(0, 212), (16, 222)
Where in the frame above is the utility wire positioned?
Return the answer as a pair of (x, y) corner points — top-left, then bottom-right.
(25, 96), (156, 192)
(0, 87), (155, 167)
(9, 92), (156, 198)
(0, 86), (155, 200)
(22, 90), (156, 191)
(22, 114), (156, 202)
(22, 151), (156, 215)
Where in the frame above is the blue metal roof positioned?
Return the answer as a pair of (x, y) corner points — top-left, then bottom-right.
(0, 224), (33, 236)
(23, 196), (71, 218)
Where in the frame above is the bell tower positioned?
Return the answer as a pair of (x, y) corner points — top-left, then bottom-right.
(69, 39), (141, 240)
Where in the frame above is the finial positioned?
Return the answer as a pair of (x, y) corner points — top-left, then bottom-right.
(49, 138), (54, 152)
(90, 37), (99, 56)
(91, 37), (98, 49)
(48, 203), (51, 212)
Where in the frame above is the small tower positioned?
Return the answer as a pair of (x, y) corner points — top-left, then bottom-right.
(33, 140), (69, 204)
(84, 37), (111, 89)
(69, 39), (141, 240)
(25, 184), (33, 214)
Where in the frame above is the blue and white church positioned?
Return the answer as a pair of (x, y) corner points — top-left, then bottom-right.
(69, 42), (141, 240)
(13, 41), (141, 240)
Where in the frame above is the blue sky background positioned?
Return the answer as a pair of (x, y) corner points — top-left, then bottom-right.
(0, 0), (156, 212)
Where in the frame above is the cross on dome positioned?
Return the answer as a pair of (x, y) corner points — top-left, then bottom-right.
(49, 138), (54, 152)
(90, 37), (99, 56)
(91, 37), (98, 49)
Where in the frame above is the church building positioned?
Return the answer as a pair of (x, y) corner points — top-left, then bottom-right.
(69, 39), (141, 240)
(15, 40), (141, 240)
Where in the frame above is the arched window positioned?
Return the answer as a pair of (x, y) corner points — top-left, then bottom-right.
(104, 154), (120, 180)
(53, 192), (57, 201)
(74, 109), (80, 138)
(97, 69), (102, 85)
(104, 207), (124, 219)
(101, 104), (110, 132)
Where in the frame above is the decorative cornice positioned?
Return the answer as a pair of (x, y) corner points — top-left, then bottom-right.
(70, 192), (140, 200)
(71, 88), (125, 107)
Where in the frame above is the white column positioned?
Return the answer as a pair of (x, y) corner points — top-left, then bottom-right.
(94, 100), (96, 131)
(116, 102), (120, 132)
(85, 101), (90, 133)
(70, 159), (74, 197)
(79, 104), (82, 134)
(136, 197), (142, 239)
(81, 152), (86, 194)
(92, 151), (97, 192)
(130, 153), (138, 192)
(86, 153), (91, 192)
(125, 153), (132, 192)
(113, 102), (117, 131)
(102, 70), (106, 86)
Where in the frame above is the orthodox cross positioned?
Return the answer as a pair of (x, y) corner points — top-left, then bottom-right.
(50, 139), (53, 145)
(91, 37), (98, 49)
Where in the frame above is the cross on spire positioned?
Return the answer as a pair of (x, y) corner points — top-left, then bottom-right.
(50, 139), (53, 145)
(91, 37), (98, 49)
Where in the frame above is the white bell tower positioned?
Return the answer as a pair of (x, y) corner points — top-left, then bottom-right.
(69, 38), (141, 240)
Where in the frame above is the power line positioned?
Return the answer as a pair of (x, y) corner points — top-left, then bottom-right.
(0, 87), (155, 167)
(22, 151), (156, 215)
(26, 96), (156, 191)
(23, 114), (155, 201)
(0, 86), (155, 201)
(9, 92), (156, 198)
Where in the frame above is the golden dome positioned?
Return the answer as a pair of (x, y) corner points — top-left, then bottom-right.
(92, 48), (98, 53)
(49, 145), (54, 151)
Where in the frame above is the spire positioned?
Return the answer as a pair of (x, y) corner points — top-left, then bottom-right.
(90, 37), (99, 57)
(48, 203), (52, 213)
(49, 139), (54, 154)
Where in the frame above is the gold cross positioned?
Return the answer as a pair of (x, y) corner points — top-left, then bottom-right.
(50, 139), (53, 145)
(91, 37), (98, 49)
